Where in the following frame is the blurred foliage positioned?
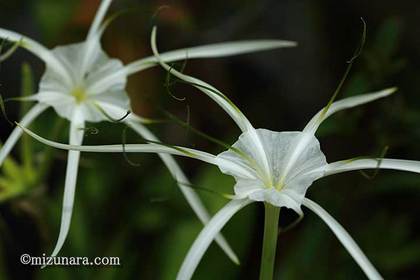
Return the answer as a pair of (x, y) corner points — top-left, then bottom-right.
(1, 0), (420, 279)
(32, 0), (78, 42)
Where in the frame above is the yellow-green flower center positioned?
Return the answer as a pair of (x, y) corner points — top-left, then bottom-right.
(71, 87), (87, 104)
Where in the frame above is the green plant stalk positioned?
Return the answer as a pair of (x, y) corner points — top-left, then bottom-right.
(20, 63), (34, 175)
(259, 203), (280, 280)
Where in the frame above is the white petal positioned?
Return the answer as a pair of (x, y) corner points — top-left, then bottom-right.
(248, 188), (303, 215)
(144, 29), (279, 183)
(80, 0), (114, 77)
(150, 27), (253, 133)
(303, 198), (383, 280)
(49, 108), (85, 258)
(38, 41), (130, 123)
(177, 199), (252, 280)
(0, 103), (47, 166)
(86, 0), (113, 40)
(42, 41), (126, 90)
(124, 39), (297, 75)
(127, 120), (239, 263)
(245, 128), (273, 182)
(233, 179), (263, 198)
(88, 100), (130, 122)
(217, 130), (326, 192)
(322, 158), (420, 177)
(17, 123), (252, 176)
(0, 28), (72, 86)
(303, 88), (396, 135)
(79, 37), (102, 81)
(85, 55), (127, 95)
(232, 180), (303, 214)
(34, 91), (75, 121)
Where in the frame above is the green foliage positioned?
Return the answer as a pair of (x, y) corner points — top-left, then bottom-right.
(32, 0), (78, 42)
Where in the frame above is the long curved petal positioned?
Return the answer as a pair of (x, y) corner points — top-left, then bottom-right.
(127, 120), (239, 263)
(150, 27), (253, 133)
(124, 39), (297, 75)
(302, 198), (383, 280)
(17, 123), (256, 179)
(91, 38), (296, 105)
(0, 103), (47, 166)
(149, 28), (272, 178)
(86, 0), (113, 40)
(49, 108), (85, 258)
(0, 28), (72, 86)
(177, 199), (252, 280)
(291, 88), (396, 184)
(303, 88), (396, 135)
(80, 0), (113, 77)
(322, 158), (420, 177)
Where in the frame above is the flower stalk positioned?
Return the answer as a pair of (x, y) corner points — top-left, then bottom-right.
(259, 203), (280, 280)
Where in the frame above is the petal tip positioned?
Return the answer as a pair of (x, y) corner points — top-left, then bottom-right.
(387, 87), (398, 95)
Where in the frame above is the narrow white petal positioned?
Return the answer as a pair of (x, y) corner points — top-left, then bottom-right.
(322, 158), (420, 177)
(303, 88), (396, 135)
(0, 103), (47, 166)
(49, 108), (85, 257)
(80, 3), (112, 78)
(86, 0), (113, 40)
(150, 27), (253, 133)
(245, 128), (273, 182)
(148, 29), (270, 177)
(17, 123), (254, 177)
(93, 101), (130, 120)
(278, 132), (320, 185)
(33, 91), (75, 121)
(303, 198), (383, 280)
(177, 199), (252, 280)
(79, 37), (102, 80)
(0, 28), (72, 85)
(127, 120), (239, 263)
(124, 39), (296, 75)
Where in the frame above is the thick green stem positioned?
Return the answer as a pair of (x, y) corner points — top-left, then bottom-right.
(259, 203), (280, 280)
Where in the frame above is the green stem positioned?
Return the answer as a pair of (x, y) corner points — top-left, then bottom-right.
(259, 203), (280, 280)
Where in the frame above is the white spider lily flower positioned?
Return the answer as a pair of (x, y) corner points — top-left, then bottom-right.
(0, 0), (296, 261)
(17, 28), (411, 280)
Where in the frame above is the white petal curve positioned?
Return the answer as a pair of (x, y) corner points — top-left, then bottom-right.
(127, 120), (239, 263)
(38, 41), (129, 122)
(150, 27), (253, 133)
(124, 39), (297, 75)
(17, 123), (253, 177)
(49, 108), (85, 258)
(248, 188), (303, 215)
(81, 0), (114, 76)
(0, 28), (72, 86)
(303, 88), (396, 135)
(35, 91), (75, 120)
(218, 130), (326, 189)
(322, 158), (420, 177)
(176, 199), (252, 280)
(303, 198), (383, 280)
(86, 0), (113, 40)
(0, 103), (48, 166)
